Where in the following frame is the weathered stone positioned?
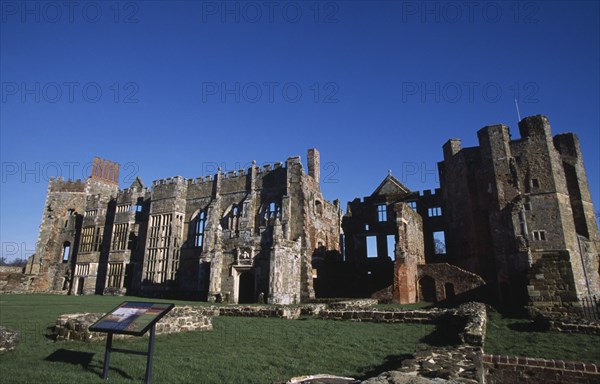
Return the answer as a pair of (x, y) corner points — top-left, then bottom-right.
(54, 306), (215, 342)
(0, 326), (20, 353)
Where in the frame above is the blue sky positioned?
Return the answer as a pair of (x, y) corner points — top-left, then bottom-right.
(1, 1), (599, 261)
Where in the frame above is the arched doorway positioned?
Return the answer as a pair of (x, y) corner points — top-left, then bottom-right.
(238, 272), (255, 304)
(419, 276), (436, 302)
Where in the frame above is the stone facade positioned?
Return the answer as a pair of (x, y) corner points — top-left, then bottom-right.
(440, 115), (600, 309)
(8, 115), (599, 311)
(20, 150), (342, 304)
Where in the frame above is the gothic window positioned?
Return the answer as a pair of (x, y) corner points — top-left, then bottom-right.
(190, 210), (207, 248)
(222, 204), (242, 232)
(377, 204), (387, 222)
(261, 201), (281, 226)
(407, 201), (417, 211)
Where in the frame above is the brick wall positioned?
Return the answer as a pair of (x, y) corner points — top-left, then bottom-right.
(484, 354), (600, 384)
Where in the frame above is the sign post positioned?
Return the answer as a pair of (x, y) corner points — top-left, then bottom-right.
(89, 302), (174, 384)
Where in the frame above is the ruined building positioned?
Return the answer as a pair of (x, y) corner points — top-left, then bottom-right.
(440, 115), (600, 309)
(23, 150), (342, 304)
(7, 115), (600, 311)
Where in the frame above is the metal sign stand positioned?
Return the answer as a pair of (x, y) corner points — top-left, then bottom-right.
(101, 324), (156, 384)
(89, 302), (174, 384)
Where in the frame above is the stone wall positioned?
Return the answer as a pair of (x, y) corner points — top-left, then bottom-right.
(317, 308), (447, 324)
(483, 354), (600, 384)
(418, 263), (486, 303)
(217, 305), (301, 319)
(54, 306), (216, 342)
(393, 202), (424, 304)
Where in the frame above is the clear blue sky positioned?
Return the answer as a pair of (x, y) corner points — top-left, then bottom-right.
(1, 1), (599, 261)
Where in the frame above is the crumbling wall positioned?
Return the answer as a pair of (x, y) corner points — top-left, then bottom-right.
(393, 202), (424, 304)
(418, 263), (486, 302)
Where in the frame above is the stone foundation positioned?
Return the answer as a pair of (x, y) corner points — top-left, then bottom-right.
(217, 305), (301, 319)
(54, 306), (216, 342)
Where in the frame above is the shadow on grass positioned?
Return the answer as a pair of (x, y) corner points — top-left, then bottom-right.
(356, 353), (414, 380)
(45, 349), (135, 380)
(419, 315), (462, 347)
(45, 349), (95, 368)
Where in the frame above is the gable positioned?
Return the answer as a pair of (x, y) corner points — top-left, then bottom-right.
(129, 176), (145, 191)
(371, 174), (411, 198)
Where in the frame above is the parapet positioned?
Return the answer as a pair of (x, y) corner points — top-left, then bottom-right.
(518, 115), (552, 139)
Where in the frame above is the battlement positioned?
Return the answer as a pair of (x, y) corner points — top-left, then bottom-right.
(48, 177), (86, 192)
(152, 176), (185, 188)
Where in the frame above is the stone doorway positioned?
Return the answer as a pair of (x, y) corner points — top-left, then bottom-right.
(76, 277), (85, 295)
(238, 272), (255, 304)
(419, 276), (436, 302)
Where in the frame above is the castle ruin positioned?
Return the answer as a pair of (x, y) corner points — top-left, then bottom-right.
(4, 115), (599, 313)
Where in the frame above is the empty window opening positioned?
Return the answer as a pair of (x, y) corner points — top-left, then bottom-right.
(222, 204), (242, 232)
(192, 211), (207, 247)
(408, 201), (417, 211)
(261, 201), (281, 226)
(531, 178), (540, 189)
(377, 204), (387, 222)
(387, 235), (395, 259)
(532, 230), (547, 241)
(365, 224), (369, 231)
(62, 242), (71, 262)
(433, 231), (446, 255)
(366, 236), (377, 258)
(315, 200), (323, 216)
(428, 207), (442, 217)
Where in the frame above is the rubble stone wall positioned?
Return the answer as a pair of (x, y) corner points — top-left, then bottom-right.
(55, 306), (216, 342)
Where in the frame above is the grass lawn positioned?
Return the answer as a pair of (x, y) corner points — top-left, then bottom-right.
(485, 311), (600, 364)
(0, 295), (442, 384)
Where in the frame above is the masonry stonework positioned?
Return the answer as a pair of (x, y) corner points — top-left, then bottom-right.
(5, 115), (598, 313)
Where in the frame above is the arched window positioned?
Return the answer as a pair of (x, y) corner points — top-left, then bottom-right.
(62, 242), (71, 263)
(190, 210), (207, 248)
(260, 201), (281, 226)
(221, 204), (242, 232)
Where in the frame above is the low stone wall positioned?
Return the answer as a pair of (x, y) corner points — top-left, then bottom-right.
(390, 346), (483, 384)
(457, 303), (487, 347)
(55, 306), (215, 342)
(531, 309), (600, 336)
(0, 266), (23, 273)
(318, 308), (449, 323)
(483, 354), (600, 384)
(217, 306), (301, 319)
(328, 299), (378, 309)
(0, 326), (20, 353)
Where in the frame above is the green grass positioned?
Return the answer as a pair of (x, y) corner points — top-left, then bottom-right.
(485, 311), (600, 364)
(0, 294), (441, 384)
